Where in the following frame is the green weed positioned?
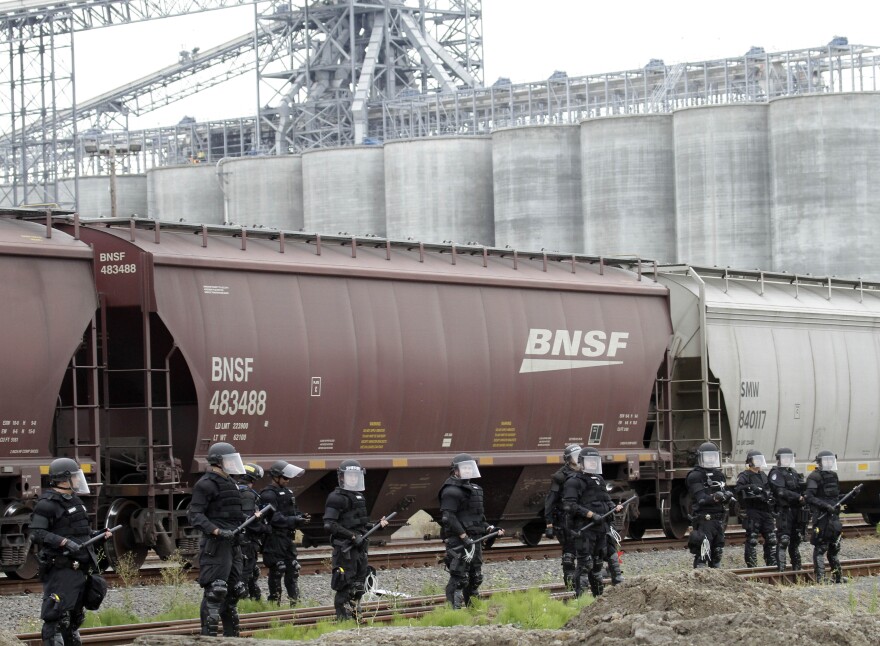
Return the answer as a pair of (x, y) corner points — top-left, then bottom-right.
(82, 608), (140, 627)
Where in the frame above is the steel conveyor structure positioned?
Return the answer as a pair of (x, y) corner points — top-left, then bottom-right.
(0, 0), (484, 209)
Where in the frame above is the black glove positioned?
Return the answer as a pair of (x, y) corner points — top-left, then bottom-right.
(352, 534), (365, 547)
(216, 529), (236, 540)
(712, 492), (725, 503)
(63, 539), (83, 553)
(824, 502), (838, 513)
(544, 527), (555, 539)
(462, 536), (475, 547)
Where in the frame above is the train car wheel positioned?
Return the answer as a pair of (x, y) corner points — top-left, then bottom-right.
(3, 502), (39, 579)
(862, 513), (880, 526)
(519, 521), (545, 546)
(660, 488), (689, 539)
(104, 499), (149, 570)
(627, 520), (647, 540)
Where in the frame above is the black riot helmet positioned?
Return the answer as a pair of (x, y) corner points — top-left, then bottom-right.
(746, 450), (767, 469)
(48, 457), (90, 495)
(697, 442), (721, 469)
(815, 450), (838, 472)
(578, 447), (602, 475)
(563, 444), (582, 467)
(450, 453), (481, 480)
(269, 460), (304, 480)
(338, 459), (366, 491)
(207, 442), (245, 475)
(775, 448), (796, 469)
(241, 463), (265, 482)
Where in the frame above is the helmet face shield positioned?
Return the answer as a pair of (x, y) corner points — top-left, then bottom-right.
(699, 450), (721, 469)
(778, 452), (795, 469)
(281, 464), (304, 479)
(455, 460), (481, 480)
(566, 447), (581, 466)
(819, 455), (838, 471)
(749, 454), (767, 469)
(221, 452), (246, 475)
(580, 454), (602, 475)
(341, 468), (366, 492)
(70, 470), (90, 495)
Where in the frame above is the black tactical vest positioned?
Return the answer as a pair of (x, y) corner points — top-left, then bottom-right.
(439, 478), (485, 533)
(37, 491), (91, 541)
(573, 473), (611, 512)
(239, 485), (259, 515)
(333, 488), (370, 532)
(810, 469), (840, 501)
(737, 469), (771, 510)
(688, 466), (727, 512)
(203, 473), (244, 527)
(769, 466), (801, 505)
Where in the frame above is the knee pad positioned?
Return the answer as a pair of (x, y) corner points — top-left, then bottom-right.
(766, 535), (777, 547)
(580, 556), (594, 573)
(207, 579), (228, 603)
(292, 559), (301, 573)
(451, 573), (469, 590)
(230, 581), (247, 602)
(814, 543), (828, 556)
(275, 561), (287, 574)
(562, 552), (576, 568)
(471, 570), (483, 587)
(778, 534), (790, 548)
(747, 534), (759, 547)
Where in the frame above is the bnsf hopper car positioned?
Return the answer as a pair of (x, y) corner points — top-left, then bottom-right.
(0, 213), (99, 577)
(1, 210), (878, 577)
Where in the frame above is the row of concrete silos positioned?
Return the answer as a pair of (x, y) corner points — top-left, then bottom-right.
(73, 92), (880, 279)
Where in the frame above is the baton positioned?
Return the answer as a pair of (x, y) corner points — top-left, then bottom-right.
(234, 504), (274, 535)
(342, 511), (397, 554)
(578, 494), (639, 535)
(450, 529), (502, 552)
(64, 524), (122, 555)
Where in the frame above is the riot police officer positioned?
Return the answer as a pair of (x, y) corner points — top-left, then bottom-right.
(29, 458), (112, 646)
(237, 463), (268, 600)
(439, 453), (504, 609)
(805, 450), (844, 583)
(544, 444), (581, 589)
(686, 441), (733, 568)
(734, 450), (777, 568)
(324, 459), (388, 620)
(188, 442), (247, 636)
(260, 460), (308, 606)
(768, 447), (807, 571)
(562, 448), (622, 597)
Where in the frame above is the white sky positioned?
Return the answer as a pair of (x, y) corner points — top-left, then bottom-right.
(72, 0), (880, 129)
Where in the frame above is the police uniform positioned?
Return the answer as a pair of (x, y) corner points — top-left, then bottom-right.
(29, 490), (102, 646)
(734, 468), (777, 567)
(544, 463), (578, 589)
(324, 485), (373, 620)
(188, 470), (245, 636)
(562, 470), (614, 597)
(686, 465), (730, 568)
(237, 483), (267, 600)
(260, 482), (304, 604)
(804, 466), (843, 583)
(439, 475), (491, 608)
(768, 464), (806, 571)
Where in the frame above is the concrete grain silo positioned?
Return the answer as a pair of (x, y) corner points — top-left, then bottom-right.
(302, 146), (385, 237)
(147, 164), (225, 224)
(581, 114), (676, 263)
(674, 104), (771, 269)
(770, 93), (880, 279)
(384, 137), (494, 245)
(218, 156), (303, 230)
(492, 125), (582, 253)
(60, 175), (148, 218)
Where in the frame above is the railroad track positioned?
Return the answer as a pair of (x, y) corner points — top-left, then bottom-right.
(2, 523), (874, 595)
(15, 557), (880, 646)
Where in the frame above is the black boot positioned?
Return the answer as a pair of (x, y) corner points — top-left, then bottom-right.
(607, 557), (624, 585)
(744, 540), (757, 568)
(220, 604), (240, 637)
(813, 552), (826, 583)
(200, 597), (221, 636)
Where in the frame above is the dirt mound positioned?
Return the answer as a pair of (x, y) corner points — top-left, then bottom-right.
(565, 569), (880, 645)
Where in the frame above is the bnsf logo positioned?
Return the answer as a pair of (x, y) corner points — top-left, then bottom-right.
(519, 329), (630, 374)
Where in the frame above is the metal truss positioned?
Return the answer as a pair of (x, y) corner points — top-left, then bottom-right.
(381, 41), (880, 139)
(256, 0), (483, 153)
(0, 0), (255, 30)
